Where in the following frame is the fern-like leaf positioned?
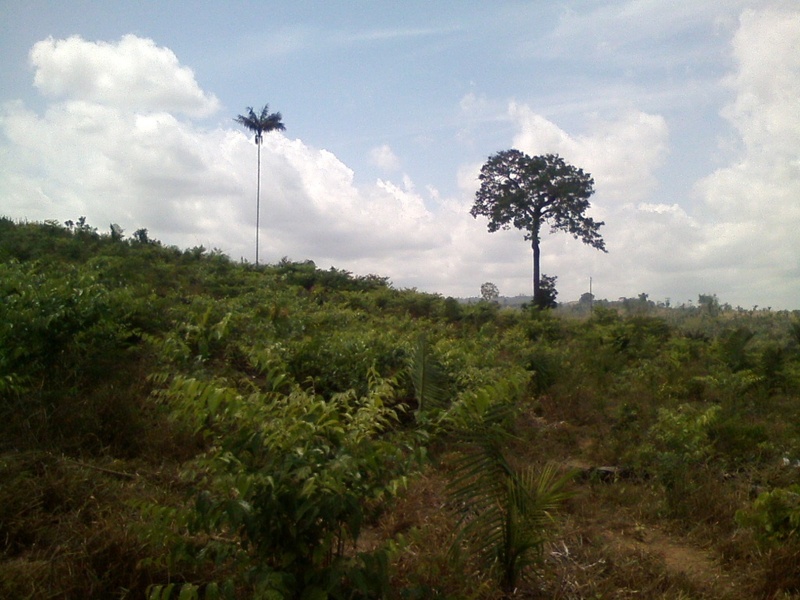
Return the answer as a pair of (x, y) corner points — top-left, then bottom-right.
(445, 381), (574, 595)
(408, 334), (449, 415)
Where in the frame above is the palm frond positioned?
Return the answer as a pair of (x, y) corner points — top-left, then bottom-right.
(408, 334), (449, 414)
(234, 106), (257, 129)
(234, 105), (285, 136)
(447, 411), (575, 595)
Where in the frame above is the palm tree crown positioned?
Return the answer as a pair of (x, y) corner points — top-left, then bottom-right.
(235, 105), (285, 144)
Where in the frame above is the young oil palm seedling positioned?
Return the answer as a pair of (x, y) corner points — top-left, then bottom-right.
(446, 384), (574, 596)
(408, 334), (449, 420)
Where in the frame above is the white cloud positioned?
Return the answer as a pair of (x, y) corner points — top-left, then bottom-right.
(368, 144), (401, 172)
(0, 98), (452, 268)
(500, 9), (800, 312)
(491, 102), (728, 302)
(722, 8), (800, 162)
(0, 35), (455, 282)
(509, 103), (669, 205)
(691, 7), (800, 306)
(29, 35), (220, 117)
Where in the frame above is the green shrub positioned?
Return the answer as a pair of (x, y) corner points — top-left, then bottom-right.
(146, 361), (416, 598)
(737, 485), (800, 542)
(637, 404), (720, 516)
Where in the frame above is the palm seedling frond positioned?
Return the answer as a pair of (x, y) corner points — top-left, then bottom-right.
(445, 384), (574, 595)
(450, 460), (574, 595)
(408, 334), (449, 416)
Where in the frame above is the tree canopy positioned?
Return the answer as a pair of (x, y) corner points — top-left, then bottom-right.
(480, 281), (500, 303)
(234, 104), (285, 143)
(470, 150), (606, 305)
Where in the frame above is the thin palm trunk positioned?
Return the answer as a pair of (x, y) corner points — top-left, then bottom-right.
(256, 138), (261, 265)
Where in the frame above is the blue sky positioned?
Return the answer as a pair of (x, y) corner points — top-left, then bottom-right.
(1, 1), (799, 308)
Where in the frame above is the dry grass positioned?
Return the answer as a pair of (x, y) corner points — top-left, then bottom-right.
(0, 450), (187, 599)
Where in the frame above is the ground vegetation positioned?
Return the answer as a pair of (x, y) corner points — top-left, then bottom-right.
(2, 217), (800, 598)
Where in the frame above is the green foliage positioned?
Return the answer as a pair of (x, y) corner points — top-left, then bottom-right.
(148, 361), (414, 598)
(0, 259), (147, 449)
(532, 274), (558, 310)
(471, 150), (604, 305)
(693, 369), (764, 407)
(698, 293), (721, 317)
(646, 404), (720, 461)
(480, 281), (500, 303)
(708, 415), (771, 467)
(274, 258), (389, 293)
(445, 380), (572, 595)
(637, 404), (720, 516)
(408, 334), (450, 418)
(5, 218), (800, 597)
(737, 485), (800, 543)
(716, 326), (755, 371)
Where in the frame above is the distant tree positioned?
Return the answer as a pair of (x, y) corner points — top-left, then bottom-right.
(235, 105), (285, 265)
(480, 281), (500, 303)
(471, 150), (605, 306)
(132, 228), (150, 244)
(534, 274), (558, 309)
(443, 297), (462, 322)
(622, 293), (654, 314)
(109, 223), (124, 241)
(72, 216), (96, 235)
(698, 293), (720, 317)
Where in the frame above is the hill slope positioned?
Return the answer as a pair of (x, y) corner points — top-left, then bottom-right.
(2, 217), (800, 598)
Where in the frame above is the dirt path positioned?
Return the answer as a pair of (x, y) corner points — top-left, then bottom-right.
(601, 523), (739, 594)
(553, 456), (747, 598)
(545, 495), (749, 599)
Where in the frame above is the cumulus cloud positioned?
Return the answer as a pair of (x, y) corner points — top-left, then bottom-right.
(692, 8), (800, 305)
(498, 5), (800, 311)
(0, 34), (457, 283)
(29, 35), (220, 117)
(2, 14), (799, 309)
(368, 144), (400, 172)
(509, 104), (669, 205)
(496, 104), (683, 299)
(721, 8), (800, 167)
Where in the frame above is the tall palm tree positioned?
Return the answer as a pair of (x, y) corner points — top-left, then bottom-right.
(235, 105), (285, 265)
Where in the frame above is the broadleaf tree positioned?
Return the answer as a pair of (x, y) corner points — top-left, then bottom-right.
(235, 105), (285, 265)
(470, 150), (606, 307)
(480, 281), (500, 303)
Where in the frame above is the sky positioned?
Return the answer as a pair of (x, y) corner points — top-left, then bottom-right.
(1, 1), (799, 309)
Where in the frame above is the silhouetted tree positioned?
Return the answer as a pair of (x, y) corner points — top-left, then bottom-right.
(471, 150), (605, 306)
(480, 281), (500, 303)
(235, 105), (285, 265)
(698, 293), (720, 317)
(535, 274), (558, 309)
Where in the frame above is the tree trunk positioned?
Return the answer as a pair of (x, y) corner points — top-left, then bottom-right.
(531, 224), (541, 305)
(256, 138), (261, 265)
